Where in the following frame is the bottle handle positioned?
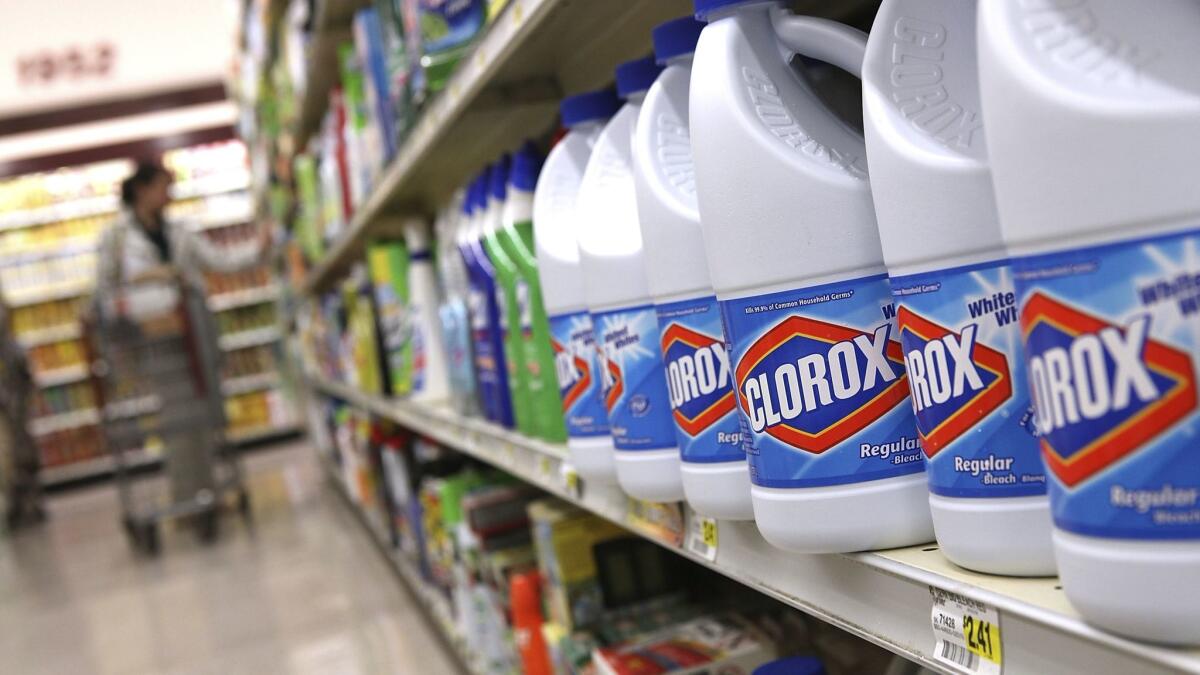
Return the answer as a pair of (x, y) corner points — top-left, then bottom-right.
(771, 10), (867, 81)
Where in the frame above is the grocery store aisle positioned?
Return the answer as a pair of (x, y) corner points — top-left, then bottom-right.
(0, 441), (462, 675)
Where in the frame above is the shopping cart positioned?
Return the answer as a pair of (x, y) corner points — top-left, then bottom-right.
(87, 276), (248, 554)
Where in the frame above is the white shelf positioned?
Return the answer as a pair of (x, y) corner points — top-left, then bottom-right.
(208, 284), (280, 312)
(7, 279), (92, 307)
(221, 371), (280, 397)
(306, 374), (1200, 675)
(16, 323), (82, 348)
(0, 194), (118, 232)
(170, 169), (252, 200)
(218, 326), (281, 351)
(33, 364), (89, 388)
(40, 448), (159, 487)
(29, 407), (101, 436)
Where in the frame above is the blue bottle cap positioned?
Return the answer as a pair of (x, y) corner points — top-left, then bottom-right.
(694, 0), (772, 21)
(510, 141), (543, 193)
(653, 16), (706, 63)
(490, 154), (511, 202)
(615, 56), (664, 99)
(752, 656), (825, 675)
(560, 89), (621, 128)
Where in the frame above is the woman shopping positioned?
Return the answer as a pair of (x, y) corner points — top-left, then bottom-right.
(97, 161), (271, 298)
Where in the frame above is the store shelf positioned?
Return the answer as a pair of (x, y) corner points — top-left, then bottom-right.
(208, 284), (280, 312)
(16, 323), (82, 348)
(40, 448), (160, 488)
(33, 364), (90, 388)
(307, 374), (1200, 675)
(0, 194), (118, 232)
(29, 407), (101, 436)
(189, 207), (256, 232)
(0, 238), (96, 266)
(170, 169), (253, 200)
(218, 326), (281, 351)
(301, 0), (692, 294)
(221, 371), (280, 397)
(321, 452), (484, 675)
(7, 279), (92, 307)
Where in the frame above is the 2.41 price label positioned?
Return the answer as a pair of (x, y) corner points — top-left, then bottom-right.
(930, 587), (1003, 674)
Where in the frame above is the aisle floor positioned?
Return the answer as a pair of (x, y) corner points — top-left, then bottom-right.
(0, 441), (463, 675)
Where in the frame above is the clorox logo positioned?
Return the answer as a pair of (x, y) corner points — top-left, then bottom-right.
(602, 358), (624, 413)
(735, 317), (909, 453)
(552, 338), (591, 412)
(661, 324), (736, 436)
(897, 307), (1013, 457)
(1022, 293), (1197, 487)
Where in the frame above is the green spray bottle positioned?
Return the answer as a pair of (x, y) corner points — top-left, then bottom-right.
(481, 156), (533, 436)
(500, 142), (567, 442)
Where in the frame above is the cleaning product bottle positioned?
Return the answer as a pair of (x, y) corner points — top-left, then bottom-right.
(691, 0), (932, 552)
(460, 172), (515, 428)
(634, 16), (752, 520)
(501, 142), (567, 443)
(578, 57), (685, 503)
(862, 0), (1054, 575)
(979, 0), (1200, 643)
(403, 217), (451, 403)
(436, 193), (479, 415)
(535, 90), (621, 481)
(483, 155), (533, 435)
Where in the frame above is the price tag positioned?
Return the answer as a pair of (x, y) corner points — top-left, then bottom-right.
(560, 462), (581, 499)
(685, 511), (718, 562)
(537, 455), (553, 480)
(512, 2), (524, 25)
(930, 587), (1003, 674)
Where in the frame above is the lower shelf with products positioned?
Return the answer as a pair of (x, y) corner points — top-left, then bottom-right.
(309, 391), (906, 675)
(305, 374), (1200, 675)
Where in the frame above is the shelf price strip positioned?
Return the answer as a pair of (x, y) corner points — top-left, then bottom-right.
(930, 586), (1003, 674)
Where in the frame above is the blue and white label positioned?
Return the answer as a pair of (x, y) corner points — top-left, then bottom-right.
(549, 311), (609, 437)
(657, 296), (743, 464)
(892, 260), (1045, 499)
(467, 283), (512, 427)
(1015, 229), (1200, 540)
(721, 274), (923, 488)
(593, 305), (677, 451)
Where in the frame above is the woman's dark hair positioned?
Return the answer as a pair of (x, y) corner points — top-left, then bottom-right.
(120, 161), (171, 207)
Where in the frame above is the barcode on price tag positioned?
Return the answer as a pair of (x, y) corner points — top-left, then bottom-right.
(929, 586), (1003, 675)
(685, 511), (718, 562)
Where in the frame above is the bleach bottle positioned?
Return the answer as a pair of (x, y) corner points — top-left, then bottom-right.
(459, 171), (515, 428)
(483, 155), (534, 436)
(534, 89), (621, 481)
(862, 0), (1054, 575)
(403, 217), (452, 403)
(635, 17), (753, 520)
(691, 0), (933, 552)
(577, 57), (685, 503)
(436, 193), (480, 415)
(979, 0), (1200, 643)
(501, 142), (568, 443)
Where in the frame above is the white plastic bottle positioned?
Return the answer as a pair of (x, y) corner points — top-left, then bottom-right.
(533, 89), (621, 482)
(979, 0), (1200, 643)
(577, 57), (685, 503)
(691, 0), (933, 552)
(635, 16), (753, 520)
(436, 192), (480, 415)
(862, 0), (1054, 575)
(404, 217), (452, 403)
